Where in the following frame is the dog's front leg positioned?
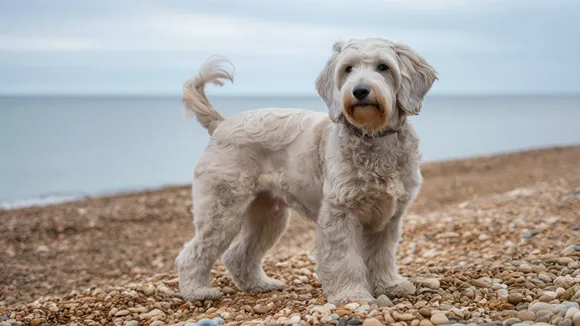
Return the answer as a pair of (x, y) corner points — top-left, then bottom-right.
(315, 200), (374, 304)
(364, 211), (416, 299)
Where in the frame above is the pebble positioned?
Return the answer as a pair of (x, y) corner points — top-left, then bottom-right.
(150, 322), (166, 326)
(115, 309), (131, 317)
(149, 309), (166, 319)
(529, 302), (553, 313)
(430, 313), (449, 325)
(362, 318), (382, 326)
(419, 307), (432, 318)
(421, 278), (441, 290)
(519, 264), (533, 273)
(516, 310), (535, 321)
(222, 286), (235, 295)
(566, 308), (580, 319)
(471, 278), (492, 288)
(196, 319), (215, 326)
(347, 316), (364, 325)
(503, 318), (521, 326)
(420, 320), (434, 326)
(393, 311), (415, 321)
(374, 294), (394, 307)
(253, 304), (270, 314)
(125, 321), (139, 326)
(573, 311), (580, 326)
(212, 317), (225, 325)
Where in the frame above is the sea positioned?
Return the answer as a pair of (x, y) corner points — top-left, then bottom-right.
(1, 95), (579, 209)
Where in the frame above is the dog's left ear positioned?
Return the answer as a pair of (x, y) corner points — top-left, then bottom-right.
(393, 43), (438, 115)
(316, 41), (344, 122)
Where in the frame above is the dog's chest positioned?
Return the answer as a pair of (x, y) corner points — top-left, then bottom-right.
(328, 142), (419, 231)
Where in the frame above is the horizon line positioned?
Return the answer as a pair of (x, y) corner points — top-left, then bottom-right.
(1, 92), (580, 98)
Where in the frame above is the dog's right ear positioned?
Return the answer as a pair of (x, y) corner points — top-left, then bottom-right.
(315, 41), (344, 122)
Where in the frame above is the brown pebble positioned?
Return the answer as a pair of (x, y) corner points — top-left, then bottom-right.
(30, 320), (42, 326)
(362, 318), (382, 326)
(507, 293), (524, 305)
(419, 308), (432, 318)
(420, 319), (434, 326)
(516, 310), (535, 321)
(253, 304), (271, 314)
(222, 286), (236, 295)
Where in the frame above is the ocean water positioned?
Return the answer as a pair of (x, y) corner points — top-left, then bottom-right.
(1, 95), (579, 209)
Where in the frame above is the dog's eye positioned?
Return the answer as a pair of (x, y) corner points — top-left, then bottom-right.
(345, 66), (353, 73)
(377, 64), (389, 72)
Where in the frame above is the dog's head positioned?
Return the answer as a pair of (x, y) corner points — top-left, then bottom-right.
(316, 37), (437, 136)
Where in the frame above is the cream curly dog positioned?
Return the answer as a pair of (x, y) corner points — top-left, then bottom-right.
(175, 37), (437, 304)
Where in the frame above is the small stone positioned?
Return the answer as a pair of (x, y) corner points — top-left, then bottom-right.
(212, 317), (225, 325)
(529, 302), (553, 313)
(373, 295), (393, 307)
(149, 309), (166, 319)
(345, 303), (360, 311)
(558, 320), (572, 326)
(125, 321), (139, 326)
(253, 304), (270, 314)
(115, 310), (131, 317)
(30, 320), (42, 326)
(519, 264), (533, 273)
(338, 318), (348, 326)
(521, 229), (539, 239)
(536, 310), (552, 317)
(471, 278), (492, 288)
(566, 308), (580, 319)
(421, 278), (441, 290)
(393, 311), (415, 321)
(196, 319), (214, 326)
(430, 313), (449, 325)
(150, 322), (165, 326)
(572, 311), (580, 326)
(516, 310), (535, 321)
(290, 315), (301, 324)
(559, 257), (574, 264)
(420, 320), (434, 326)
(347, 316), (364, 325)
(362, 318), (382, 326)
(503, 318), (521, 326)
(222, 286), (235, 295)
(419, 308), (432, 318)
(35, 245), (50, 253)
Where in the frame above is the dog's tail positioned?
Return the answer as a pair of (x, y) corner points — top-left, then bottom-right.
(182, 56), (234, 135)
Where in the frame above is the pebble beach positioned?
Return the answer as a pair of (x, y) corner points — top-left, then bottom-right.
(1, 146), (579, 326)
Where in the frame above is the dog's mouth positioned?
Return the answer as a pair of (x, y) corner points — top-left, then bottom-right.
(349, 102), (381, 114)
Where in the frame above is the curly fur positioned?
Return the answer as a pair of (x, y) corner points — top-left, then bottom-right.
(176, 37), (437, 304)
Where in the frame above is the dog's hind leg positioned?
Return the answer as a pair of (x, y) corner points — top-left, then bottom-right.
(176, 178), (254, 301)
(222, 192), (289, 293)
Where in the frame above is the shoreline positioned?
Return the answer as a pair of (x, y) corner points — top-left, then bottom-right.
(1, 144), (578, 212)
(1, 145), (579, 326)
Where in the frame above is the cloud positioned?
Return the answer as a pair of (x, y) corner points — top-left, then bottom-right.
(0, 8), (498, 58)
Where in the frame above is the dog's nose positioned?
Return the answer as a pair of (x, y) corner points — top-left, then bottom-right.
(352, 85), (370, 100)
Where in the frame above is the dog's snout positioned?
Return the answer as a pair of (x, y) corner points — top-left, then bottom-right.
(352, 85), (370, 100)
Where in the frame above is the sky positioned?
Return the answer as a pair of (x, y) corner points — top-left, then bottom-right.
(0, 0), (579, 96)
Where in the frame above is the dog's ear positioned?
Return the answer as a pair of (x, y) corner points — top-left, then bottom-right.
(393, 42), (437, 115)
(316, 41), (344, 122)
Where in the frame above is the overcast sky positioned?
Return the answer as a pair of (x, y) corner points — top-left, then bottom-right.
(1, 0), (579, 95)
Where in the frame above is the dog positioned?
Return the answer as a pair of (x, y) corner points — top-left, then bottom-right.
(175, 37), (437, 304)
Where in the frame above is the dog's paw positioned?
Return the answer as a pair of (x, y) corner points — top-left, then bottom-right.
(179, 286), (222, 301)
(326, 288), (374, 304)
(373, 277), (416, 298)
(241, 277), (285, 294)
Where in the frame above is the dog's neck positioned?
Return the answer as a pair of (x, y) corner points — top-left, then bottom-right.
(338, 115), (406, 141)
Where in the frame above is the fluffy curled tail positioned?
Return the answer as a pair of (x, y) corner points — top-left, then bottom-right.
(182, 56), (234, 135)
